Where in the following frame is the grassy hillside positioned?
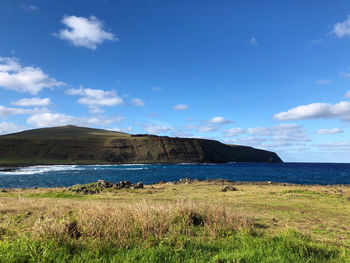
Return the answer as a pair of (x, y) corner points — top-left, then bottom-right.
(1, 125), (131, 138)
(0, 181), (349, 262)
(0, 126), (282, 165)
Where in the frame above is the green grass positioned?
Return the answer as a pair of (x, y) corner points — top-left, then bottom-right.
(1, 182), (349, 262)
(281, 189), (320, 195)
(0, 231), (348, 263)
(23, 192), (88, 199)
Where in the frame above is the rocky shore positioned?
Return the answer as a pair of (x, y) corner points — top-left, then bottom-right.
(1, 178), (349, 194)
(69, 180), (144, 194)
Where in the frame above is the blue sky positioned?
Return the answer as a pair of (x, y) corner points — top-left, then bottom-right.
(1, 0), (350, 162)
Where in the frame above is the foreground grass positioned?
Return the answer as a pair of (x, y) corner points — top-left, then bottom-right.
(1, 231), (347, 263)
(0, 182), (349, 262)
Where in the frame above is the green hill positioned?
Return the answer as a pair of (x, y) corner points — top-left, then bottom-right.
(0, 125), (282, 166)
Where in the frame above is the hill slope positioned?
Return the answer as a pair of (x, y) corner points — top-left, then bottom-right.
(0, 126), (282, 165)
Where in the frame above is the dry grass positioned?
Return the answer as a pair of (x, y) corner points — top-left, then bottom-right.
(25, 200), (253, 246)
(1, 182), (350, 247)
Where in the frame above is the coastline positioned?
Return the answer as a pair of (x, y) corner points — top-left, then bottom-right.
(1, 179), (350, 190)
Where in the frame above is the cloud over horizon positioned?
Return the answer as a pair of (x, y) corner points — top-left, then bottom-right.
(27, 112), (124, 127)
(142, 123), (175, 134)
(223, 123), (310, 149)
(0, 121), (23, 134)
(66, 86), (123, 113)
(274, 101), (350, 121)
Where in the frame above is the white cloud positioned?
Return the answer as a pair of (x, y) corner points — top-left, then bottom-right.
(340, 71), (350, 78)
(331, 15), (350, 38)
(110, 126), (133, 133)
(20, 3), (39, 12)
(11, 97), (51, 107)
(274, 123), (303, 133)
(0, 105), (48, 118)
(184, 123), (220, 133)
(274, 101), (350, 121)
(223, 123), (310, 149)
(315, 141), (350, 151)
(143, 124), (175, 134)
(55, 15), (117, 50)
(0, 121), (23, 135)
(66, 86), (123, 113)
(247, 127), (272, 136)
(198, 125), (220, 132)
(316, 79), (332, 85)
(27, 112), (124, 127)
(249, 37), (258, 47)
(131, 98), (145, 107)
(224, 128), (245, 137)
(171, 130), (193, 138)
(225, 136), (267, 147)
(183, 116), (233, 133)
(317, 128), (344, 135)
(272, 124), (310, 143)
(173, 104), (189, 111)
(205, 116), (233, 125)
(184, 124), (197, 130)
(345, 90), (350, 98)
(0, 57), (64, 94)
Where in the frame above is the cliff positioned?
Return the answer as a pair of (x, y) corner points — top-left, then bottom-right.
(0, 125), (282, 165)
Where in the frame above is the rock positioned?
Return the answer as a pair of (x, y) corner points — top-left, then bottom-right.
(70, 180), (144, 194)
(221, 186), (238, 192)
(132, 182), (144, 189)
(0, 189), (7, 193)
(178, 178), (197, 184)
(25, 211), (32, 217)
(96, 180), (113, 188)
(65, 221), (81, 239)
(206, 179), (234, 185)
(158, 180), (166, 184)
(0, 168), (18, 172)
(114, 181), (132, 189)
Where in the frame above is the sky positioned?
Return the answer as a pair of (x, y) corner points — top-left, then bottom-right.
(1, 0), (350, 162)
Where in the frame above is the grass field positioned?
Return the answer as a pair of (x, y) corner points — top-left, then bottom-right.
(0, 181), (349, 262)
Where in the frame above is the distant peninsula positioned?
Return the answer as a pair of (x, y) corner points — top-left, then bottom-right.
(0, 125), (282, 166)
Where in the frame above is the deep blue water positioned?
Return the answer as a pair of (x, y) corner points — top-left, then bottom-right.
(0, 163), (350, 188)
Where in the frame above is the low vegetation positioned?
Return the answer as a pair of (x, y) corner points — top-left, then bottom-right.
(0, 181), (349, 262)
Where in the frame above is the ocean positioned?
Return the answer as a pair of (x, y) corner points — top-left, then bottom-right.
(0, 162), (350, 188)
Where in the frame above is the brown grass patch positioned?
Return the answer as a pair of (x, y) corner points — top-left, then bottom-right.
(31, 200), (253, 245)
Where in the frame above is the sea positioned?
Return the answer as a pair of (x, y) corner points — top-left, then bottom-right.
(0, 162), (350, 188)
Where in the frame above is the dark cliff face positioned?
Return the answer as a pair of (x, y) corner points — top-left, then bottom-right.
(0, 126), (282, 165)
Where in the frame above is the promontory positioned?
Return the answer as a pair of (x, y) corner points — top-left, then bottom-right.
(0, 125), (282, 166)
